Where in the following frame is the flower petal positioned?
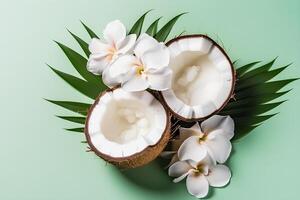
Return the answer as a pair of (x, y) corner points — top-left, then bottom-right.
(117, 34), (137, 54)
(102, 55), (137, 88)
(102, 68), (121, 88)
(103, 20), (126, 45)
(169, 161), (192, 178)
(88, 38), (109, 54)
(178, 136), (207, 162)
(160, 151), (176, 158)
(87, 55), (109, 75)
(147, 67), (172, 91)
(205, 133), (232, 163)
(167, 154), (179, 168)
(134, 33), (159, 58)
(186, 173), (209, 198)
(189, 122), (202, 133)
(141, 44), (170, 70)
(206, 165), (231, 187)
(173, 171), (191, 183)
(179, 122), (204, 138)
(172, 125), (201, 151)
(109, 55), (136, 78)
(201, 115), (234, 140)
(121, 75), (149, 92)
(198, 155), (215, 167)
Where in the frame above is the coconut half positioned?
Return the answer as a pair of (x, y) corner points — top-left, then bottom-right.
(160, 35), (235, 121)
(85, 88), (170, 168)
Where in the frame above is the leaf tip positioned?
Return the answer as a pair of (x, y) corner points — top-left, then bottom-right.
(43, 97), (51, 102)
(80, 20), (86, 26)
(145, 9), (154, 14)
(53, 39), (59, 45)
(66, 28), (73, 35)
(271, 56), (279, 64)
(179, 11), (189, 16)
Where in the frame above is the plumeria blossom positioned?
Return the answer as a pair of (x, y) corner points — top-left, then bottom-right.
(160, 126), (199, 167)
(87, 20), (136, 75)
(102, 33), (172, 91)
(168, 155), (231, 198)
(178, 115), (234, 164)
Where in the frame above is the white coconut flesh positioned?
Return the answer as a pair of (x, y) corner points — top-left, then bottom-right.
(162, 36), (234, 119)
(86, 88), (167, 158)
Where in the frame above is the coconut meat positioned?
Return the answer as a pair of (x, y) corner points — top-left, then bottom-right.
(162, 36), (233, 119)
(87, 88), (167, 158)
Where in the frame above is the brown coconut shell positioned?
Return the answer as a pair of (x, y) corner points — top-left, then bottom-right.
(159, 34), (236, 122)
(84, 88), (171, 169)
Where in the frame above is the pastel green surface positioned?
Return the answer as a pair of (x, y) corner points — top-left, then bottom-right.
(1, 0), (299, 199)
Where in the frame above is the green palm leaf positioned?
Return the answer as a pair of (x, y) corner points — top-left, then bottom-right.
(235, 61), (260, 76)
(236, 114), (277, 126)
(80, 21), (99, 38)
(48, 22), (106, 132)
(129, 10), (152, 36)
(154, 13), (186, 42)
(236, 79), (297, 99)
(146, 17), (161, 36)
(48, 65), (101, 99)
(236, 64), (290, 90)
(57, 116), (86, 124)
(239, 58), (276, 79)
(221, 60), (297, 141)
(46, 100), (91, 115)
(54, 41), (104, 86)
(67, 30), (90, 57)
(65, 127), (85, 133)
(221, 101), (285, 116)
(224, 90), (290, 110)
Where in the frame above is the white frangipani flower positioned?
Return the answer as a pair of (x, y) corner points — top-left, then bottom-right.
(103, 33), (172, 91)
(168, 156), (231, 198)
(87, 20), (136, 75)
(160, 125), (200, 167)
(178, 115), (234, 164)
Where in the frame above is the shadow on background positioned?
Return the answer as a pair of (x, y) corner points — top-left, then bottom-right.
(118, 148), (236, 194)
(118, 158), (175, 192)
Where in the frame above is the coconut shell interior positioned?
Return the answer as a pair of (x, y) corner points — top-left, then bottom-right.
(160, 34), (235, 122)
(85, 88), (171, 169)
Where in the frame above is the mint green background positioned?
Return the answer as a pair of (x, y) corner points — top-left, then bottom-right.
(1, 0), (299, 199)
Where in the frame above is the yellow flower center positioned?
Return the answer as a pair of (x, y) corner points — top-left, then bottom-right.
(136, 65), (145, 75)
(133, 59), (145, 76)
(199, 134), (207, 143)
(193, 164), (205, 176)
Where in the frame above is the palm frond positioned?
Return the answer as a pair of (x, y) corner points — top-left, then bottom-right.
(47, 21), (106, 132)
(223, 90), (290, 110)
(146, 17), (161, 36)
(236, 64), (290, 90)
(80, 21), (99, 38)
(154, 13), (186, 42)
(221, 60), (297, 141)
(45, 99), (91, 115)
(235, 61), (261, 76)
(48, 65), (102, 99)
(239, 58), (276, 79)
(67, 30), (90, 57)
(221, 101), (285, 116)
(57, 116), (86, 124)
(65, 127), (85, 133)
(129, 10), (152, 36)
(54, 41), (103, 86)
